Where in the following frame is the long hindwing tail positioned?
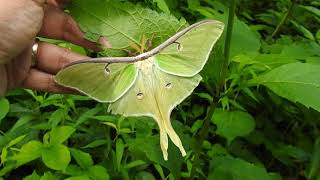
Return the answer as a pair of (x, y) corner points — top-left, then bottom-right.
(109, 64), (201, 159)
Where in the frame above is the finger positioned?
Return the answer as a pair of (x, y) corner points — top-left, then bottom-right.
(46, 0), (68, 8)
(39, 5), (100, 51)
(35, 42), (87, 74)
(22, 69), (76, 94)
(31, 0), (46, 6)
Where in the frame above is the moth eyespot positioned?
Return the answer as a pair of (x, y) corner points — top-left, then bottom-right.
(165, 83), (172, 89)
(136, 92), (144, 100)
(104, 66), (111, 76)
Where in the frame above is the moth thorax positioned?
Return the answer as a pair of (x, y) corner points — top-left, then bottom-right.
(135, 57), (154, 73)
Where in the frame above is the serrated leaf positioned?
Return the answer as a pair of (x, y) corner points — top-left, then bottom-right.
(42, 144), (71, 170)
(212, 110), (255, 144)
(67, 0), (186, 49)
(249, 63), (320, 112)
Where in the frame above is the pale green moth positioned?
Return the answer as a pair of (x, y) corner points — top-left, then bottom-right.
(55, 20), (224, 160)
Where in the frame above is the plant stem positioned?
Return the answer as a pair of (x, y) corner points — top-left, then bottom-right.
(190, 102), (217, 179)
(190, 0), (237, 179)
(271, 0), (297, 38)
(224, 0), (237, 64)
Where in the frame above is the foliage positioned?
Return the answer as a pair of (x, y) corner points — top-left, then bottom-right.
(1, 0), (320, 179)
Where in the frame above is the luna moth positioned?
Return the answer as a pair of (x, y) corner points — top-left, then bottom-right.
(55, 20), (224, 160)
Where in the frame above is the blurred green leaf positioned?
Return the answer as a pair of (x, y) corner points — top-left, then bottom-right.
(209, 156), (275, 180)
(13, 141), (43, 167)
(87, 165), (109, 180)
(0, 98), (9, 122)
(212, 110), (255, 144)
(42, 144), (71, 170)
(135, 171), (156, 180)
(49, 126), (75, 145)
(70, 148), (93, 169)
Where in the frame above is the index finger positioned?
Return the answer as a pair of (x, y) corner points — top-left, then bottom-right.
(46, 0), (68, 8)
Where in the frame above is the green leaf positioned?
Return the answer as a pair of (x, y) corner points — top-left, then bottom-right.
(40, 172), (59, 180)
(41, 144), (71, 170)
(249, 63), (320, 112)
(299, 5), (320, 18)
(153, 0), (170, 13)
(49, 126), (75, 145)
(135, 171), (156, 180)
(23, 171), (40, 180)
(87, 165), (109, 180)
(65, 176), (90, 180)
(13, 141), (43, 167)
(0, 97), (9, 122)
(308, 138), (320, 179)
(81, 139), (108, 149)
(290, 20), (315, 40)
(1, 135), (26, 163)
(212, 110), (255, 143)
(70, 148), (93, 170)
(48, 109), (66, 128)
(208, 156), (274, 180)
(116, 138), (125, 171)
(67, 0), (186, 49)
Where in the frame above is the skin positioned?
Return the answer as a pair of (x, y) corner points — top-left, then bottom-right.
(0, 0), (99, 95)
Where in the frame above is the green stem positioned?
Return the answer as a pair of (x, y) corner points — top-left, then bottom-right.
(189, 0), (237, 179)
(219, 0), (236, 88)
(190, 102), (217, 179)
(271, 0), (297, 38)
(224, 0), (236, 64)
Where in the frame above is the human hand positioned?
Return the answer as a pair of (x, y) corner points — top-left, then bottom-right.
(0, 0), (99, 95)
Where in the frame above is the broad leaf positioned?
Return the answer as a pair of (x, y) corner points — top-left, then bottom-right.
(49, 126), (75, 145)
(70, 148), (93, 170)
(13, 141), (43, 167)
(67, 0), (186, 49)
(209, 156), (276, 180)
(42, 144), (71, 170)
(87, 165), (109, 180)
(249, 63), (320, 112)
(212, 110), (255, 143)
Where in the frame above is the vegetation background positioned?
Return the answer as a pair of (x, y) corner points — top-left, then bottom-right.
(0, 0), (320, 179)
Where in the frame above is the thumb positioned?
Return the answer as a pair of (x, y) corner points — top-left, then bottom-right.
(0, 0), (44, 64)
